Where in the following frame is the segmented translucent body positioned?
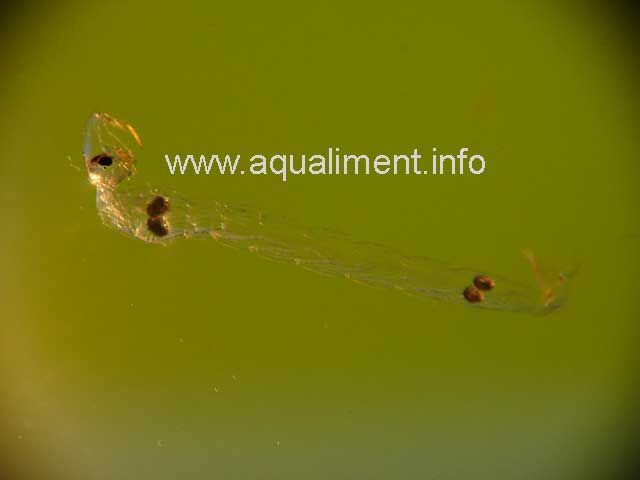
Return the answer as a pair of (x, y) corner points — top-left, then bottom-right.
(83, 113), (573, 314)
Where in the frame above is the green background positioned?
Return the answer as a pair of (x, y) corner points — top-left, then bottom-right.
(1, 1), (639, 478)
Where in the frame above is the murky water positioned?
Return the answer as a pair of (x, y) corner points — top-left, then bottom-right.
(1, 1), (639, 479)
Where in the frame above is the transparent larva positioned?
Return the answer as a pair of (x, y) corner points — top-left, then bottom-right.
(83, 112), (574, 314)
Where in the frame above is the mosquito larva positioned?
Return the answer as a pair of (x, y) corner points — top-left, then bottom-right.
(82, 112), (574, 314)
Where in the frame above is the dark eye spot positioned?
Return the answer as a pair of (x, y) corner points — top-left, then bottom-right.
(98, 156), (113, 166)
(146, 196), (170, 217)
(90, 154), (113, 167)
(147, 217), (169, 237)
